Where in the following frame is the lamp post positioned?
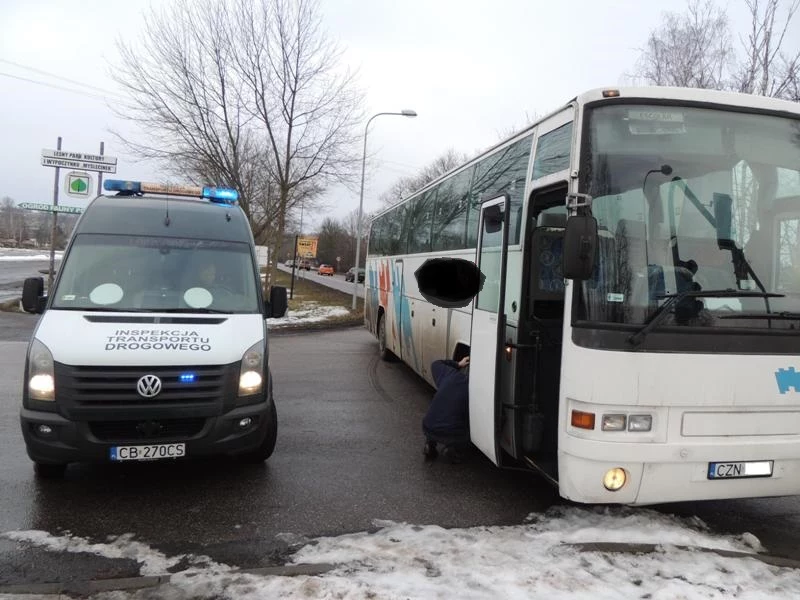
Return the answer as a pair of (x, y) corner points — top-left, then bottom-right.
(351, 109), (417, 310)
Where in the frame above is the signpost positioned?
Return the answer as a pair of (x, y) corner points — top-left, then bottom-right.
(19, 203), (84, 215)
(39, 140), (114, 292)
(64, 172), (93, 198)
(296, 237), (318, 259)
(41, 149), (117, 173)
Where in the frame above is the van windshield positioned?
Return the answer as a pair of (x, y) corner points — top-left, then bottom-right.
(52, 234), (260, 313)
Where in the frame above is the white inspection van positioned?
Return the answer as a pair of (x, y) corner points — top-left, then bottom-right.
(20, 180), (287, 478)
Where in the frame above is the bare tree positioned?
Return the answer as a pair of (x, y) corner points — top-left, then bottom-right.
(633, 0), (732, 89)
(379, 148), (468, 207)
(733, 0), (800, 99)
(110, 0), (362, 290)
(233, 0), (363, 287)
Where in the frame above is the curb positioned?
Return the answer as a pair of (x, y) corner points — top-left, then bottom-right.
(568, 542), (800, 569)
(0, 563), (336, 596)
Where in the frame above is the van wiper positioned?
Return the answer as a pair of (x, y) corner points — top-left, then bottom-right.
(627, 289), (785, 347)
(158, 308), (233, 314)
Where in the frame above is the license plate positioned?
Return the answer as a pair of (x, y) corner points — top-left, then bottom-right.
(110, 443), (186, 462)
(707, 460), (773, 480)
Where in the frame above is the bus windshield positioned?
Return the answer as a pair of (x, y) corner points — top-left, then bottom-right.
(578, 103), (800, 330)
(52, 234), (260, 313)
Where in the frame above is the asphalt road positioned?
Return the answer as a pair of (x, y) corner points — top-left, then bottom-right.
(0, 256), (59, 304)
(0, 313), (558, 587)
(2, 312), (800, 589)
(278, 263), (364, 297)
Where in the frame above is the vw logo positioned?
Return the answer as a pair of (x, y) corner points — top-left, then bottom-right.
(136, 375), (162, 398)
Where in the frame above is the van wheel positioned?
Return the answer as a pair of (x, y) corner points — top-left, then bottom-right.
(34, 462), (66, 479)
(240, 400), (278, 463)
(378, 315), (394, 362)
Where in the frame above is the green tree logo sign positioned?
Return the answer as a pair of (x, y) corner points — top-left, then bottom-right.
(65, 172), (91, 197)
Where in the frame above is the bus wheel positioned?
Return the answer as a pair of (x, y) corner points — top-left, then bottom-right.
(378, 315), (394, 362)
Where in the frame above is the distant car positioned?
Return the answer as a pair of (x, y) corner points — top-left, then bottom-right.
(318, 264), (334, 276)
(298, 260), (311, 270)
(285, 259), (295, 266)
(345, 267), (365, 283)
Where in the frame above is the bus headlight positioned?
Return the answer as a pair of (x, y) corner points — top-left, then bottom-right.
(28, 339), (55, 401)
(603, 468), (627, 491)
(628, 415), (653, 432)
(239, 340), (264, 396)
(601, 414), (626, 431)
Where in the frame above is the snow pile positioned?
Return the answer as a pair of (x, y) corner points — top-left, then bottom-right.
(4, 506), (800, 599)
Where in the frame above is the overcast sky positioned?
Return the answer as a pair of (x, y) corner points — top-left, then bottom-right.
(0, 0), (792, 230)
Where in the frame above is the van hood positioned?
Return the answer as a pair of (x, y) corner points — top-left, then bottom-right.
(34, 310), (265, 366)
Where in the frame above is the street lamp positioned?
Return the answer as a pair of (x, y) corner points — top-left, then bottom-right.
(351, 109), (417, 310)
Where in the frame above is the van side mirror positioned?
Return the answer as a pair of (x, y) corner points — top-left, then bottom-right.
(563, 215), (598, 280)
(266, 285), (288, 318)
(22, 277), (46, 314)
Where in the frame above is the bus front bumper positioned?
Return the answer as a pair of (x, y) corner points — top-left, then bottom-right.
(558, 437), (800, 506)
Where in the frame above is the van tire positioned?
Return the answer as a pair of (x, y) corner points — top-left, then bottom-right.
(240, 400), (278, 463)
(34, 462), (66, 479)
(378, 315), (394, 362)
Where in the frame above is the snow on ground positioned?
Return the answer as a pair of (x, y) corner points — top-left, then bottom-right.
(3, 506), (800, 599)
(267, 301), (351, 328)
(0, 249), (63, 261)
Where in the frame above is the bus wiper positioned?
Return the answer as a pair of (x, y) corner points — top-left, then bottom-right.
(627, 289), (785, 347)
(157, 307), (233, 314)
(718, 311), (800, 321)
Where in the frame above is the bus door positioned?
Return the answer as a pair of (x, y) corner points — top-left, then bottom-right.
(469, 194), (510, 465)
(391, 258), (405, 359)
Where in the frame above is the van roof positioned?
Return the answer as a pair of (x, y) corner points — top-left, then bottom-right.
(75, 194), (254, 243)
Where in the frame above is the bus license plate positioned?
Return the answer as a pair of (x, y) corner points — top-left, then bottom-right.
(110, 443), (186, 462)
(708, 461), (773, 480)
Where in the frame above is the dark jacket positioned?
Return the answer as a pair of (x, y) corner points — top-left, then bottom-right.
(422, 360), (469, 445)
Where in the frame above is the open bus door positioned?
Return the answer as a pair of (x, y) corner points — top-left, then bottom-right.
(469, 194), (510, 465)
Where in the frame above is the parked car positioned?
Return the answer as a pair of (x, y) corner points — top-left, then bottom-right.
(345, 267), (365, 283)
(318, 264), (334, 276)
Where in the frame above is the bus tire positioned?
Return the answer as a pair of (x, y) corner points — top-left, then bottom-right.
(378, 315), (394, 362)
(240, 398), (278, 463)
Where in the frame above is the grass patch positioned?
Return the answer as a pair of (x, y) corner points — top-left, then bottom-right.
(265, 268), (365, 331)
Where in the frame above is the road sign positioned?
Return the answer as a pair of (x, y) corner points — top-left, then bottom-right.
(19, 202), (84, 215)
(41, 148), (117, 174)
(296, 237), (318, 258)
(64, 171), (92, 198)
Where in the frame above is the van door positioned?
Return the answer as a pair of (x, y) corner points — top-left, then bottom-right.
(469, 194), (510, 465)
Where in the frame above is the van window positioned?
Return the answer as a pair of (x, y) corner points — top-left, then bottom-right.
(52, 234), (260, 313)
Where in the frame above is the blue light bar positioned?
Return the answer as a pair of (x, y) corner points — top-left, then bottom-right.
(104, 180), (141, 193)
(202, 186), (239, 203)
(179, 373), (197, 383)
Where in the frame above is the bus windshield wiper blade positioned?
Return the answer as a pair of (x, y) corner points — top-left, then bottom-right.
(627, 289), (785, 347)
(157, 308), (233, 314)
(718, 311), (800, 321)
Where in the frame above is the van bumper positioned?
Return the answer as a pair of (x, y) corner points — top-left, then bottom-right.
(20, 401), (273, 465)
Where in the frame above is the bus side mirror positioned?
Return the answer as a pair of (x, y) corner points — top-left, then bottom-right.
(484, 205), (504, 234)
(563, 215), (597, 280)
(714, 193), (734, 250)
(414, 258), (485, 309)
(266, 285), (288, 319)
(22, 277), (46, 314)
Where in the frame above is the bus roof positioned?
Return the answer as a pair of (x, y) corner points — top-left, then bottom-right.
(370, 85), (800, 222)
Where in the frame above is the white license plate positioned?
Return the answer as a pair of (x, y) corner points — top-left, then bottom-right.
(707, 460), (773, 479)
(110, 443), (186, 462)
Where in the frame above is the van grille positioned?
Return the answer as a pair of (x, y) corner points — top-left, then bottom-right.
(89, 418), (206, 442)
(54, 363), (237, 406)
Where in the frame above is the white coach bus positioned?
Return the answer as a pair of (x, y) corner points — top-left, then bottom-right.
(364, 86), (800, 505)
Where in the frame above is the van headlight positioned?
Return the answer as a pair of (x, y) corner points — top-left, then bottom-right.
(239, 340), (264, 396)
(28, 339), (55, 401)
